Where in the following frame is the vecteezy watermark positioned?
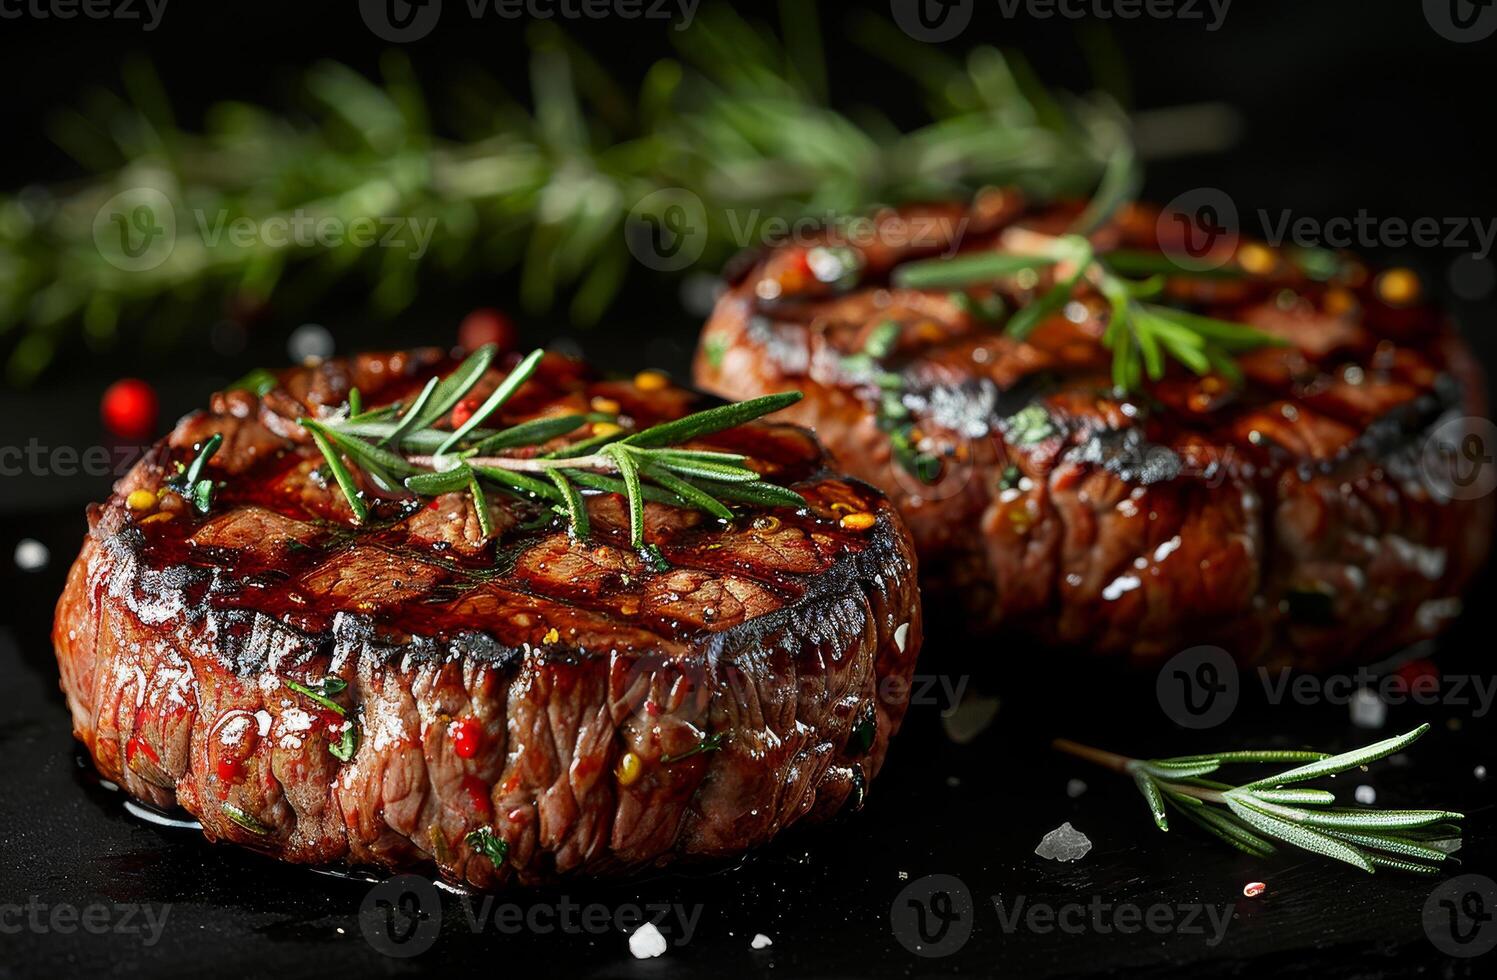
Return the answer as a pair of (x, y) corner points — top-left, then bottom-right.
(0, 440), (148, 479)
(1257, 668), (1497, 718)
(992, 0), (1231, 30)
(92, 189), (438, 272)
(991, 895), (1235, 947)
(890, 0), (975, 43)
(891, 874), (975, 958)
(1421, 416), (1497, 503)
(890, 875), (1235, 959)
(1259, 209), (1497, 261)
(0, 898), (171, 946)
(0, 0), (168, 30)
(1424, 0), (1497, 43)
(1158, 645), (1497, 729)
(1156, 187), (1241, 272)
(1156, 645), (1239, 729)
(625, 188), (710, 272)
(1424, 874), (1497, 958)
(358, 874), (703, 958)
(358, 0), (699, 43)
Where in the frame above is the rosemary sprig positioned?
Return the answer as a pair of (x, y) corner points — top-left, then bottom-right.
(1055, 724), (1465, 874)
(301, 345), (807, 548)
(3, 5), (1129, 385)
(894, 233), (1286, 391)
(166, 433), (223, 514)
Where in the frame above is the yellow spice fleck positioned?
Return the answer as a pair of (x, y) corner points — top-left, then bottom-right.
(615, 751), (643, 786)
(125, 489), (158, 513)
(138, 512), (175, 526)
(542, 627), (560, 644)
(1236, 242), (1278, 275)
(633, 370), (669, 392)
(1376, 268), (1421, 306)
(840, 512), (877, 530)
(591, 396), (622, 415)
(591, 422), (624, 438)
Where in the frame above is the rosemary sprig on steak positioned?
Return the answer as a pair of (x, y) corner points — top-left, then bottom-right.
(302, 345), (807, 548)
(894, 233), (1287, 392)
(1054, 724), (1464, 874)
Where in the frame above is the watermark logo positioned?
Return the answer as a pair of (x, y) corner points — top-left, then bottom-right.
(626, 188), (708, 272)
(0, 0), (168, 30)
(992, 896), (1235, 946)
(890, 0), (974, 43)
(990, 0), (1231, 31)
(360, 0), (699, 41)
(1422, 416), (1497, 502)
(360, 0), (443, 42)
(1424, 0), (1497, 42)
(359, 875), (443, 958)
(891, 874), (975, 958)
(1424, 874), (1497, 957)
(1156, 187), (1239, 273)
(93, 187), (176, 272)
(1156, 645), (1238, 729)
(0, 899), (171, 946)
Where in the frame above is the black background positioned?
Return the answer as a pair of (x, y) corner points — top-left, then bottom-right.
(2, 1), (1496, 977)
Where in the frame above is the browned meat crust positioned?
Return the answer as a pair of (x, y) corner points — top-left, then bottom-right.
(53, 350), (922, 886)
(693, 194), (1492, 668)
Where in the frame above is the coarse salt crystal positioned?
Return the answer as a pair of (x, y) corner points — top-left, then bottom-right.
(1034, 821), (1092, 863)
(1354, 785), (1377, 805)
(1349, 688), (1387, 729)
(750, 934), (773, 949)
(629, 922), (667, 959)
(14, 538), (49, 571)
(1066, 779), (1087, 799)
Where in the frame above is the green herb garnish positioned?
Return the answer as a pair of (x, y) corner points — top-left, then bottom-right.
(1055, 724), (1464, 874)
(466, 826), (509, 866)
(166, 433), (223, 515)
(303, 346), (807, 548)
(222, 802), (271, 836)
(660, 731), (725, 764)
(284, 676), (347, 715)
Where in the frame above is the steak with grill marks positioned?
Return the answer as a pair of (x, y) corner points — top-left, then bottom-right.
(52, 349), (922, 885)
(693, 194), (1492, 667)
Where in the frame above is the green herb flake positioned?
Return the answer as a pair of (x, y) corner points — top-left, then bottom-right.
(466, 826), (509, 866)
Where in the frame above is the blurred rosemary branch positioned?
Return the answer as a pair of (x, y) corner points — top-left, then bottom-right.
(0, 4), (1129, 385)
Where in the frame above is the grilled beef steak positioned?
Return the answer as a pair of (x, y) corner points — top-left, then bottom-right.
(53, 350), (922, 885)
(694, 194), (1492, 667)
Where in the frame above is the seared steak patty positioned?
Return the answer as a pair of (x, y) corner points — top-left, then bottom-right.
(53, 349), (922, 886)
(694, 194), (1491, 667)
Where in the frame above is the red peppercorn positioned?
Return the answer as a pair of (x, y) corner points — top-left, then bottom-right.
(450, 397), (481, 431)
(459, 308), (516, 353)
(450, 717), (482, 759)
(101, 378), (160, 441)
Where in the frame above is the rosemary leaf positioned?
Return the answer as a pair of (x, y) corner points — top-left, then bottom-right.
(308, 428), (368, 523)
(1131, 767), (1170, 832)
(692, 479), (807, 509)
(1225, 796), (1375, 872)
(892, 252), (1056, 290)
(469, 470), (493, 538)
(605, 444), (646, 548)
(1321, 830), (1454, 864)
(562, 469), (687, 507)
(646, 453), (761, 483)
(548, 470), (590, 539)
(303, 420), (417, 478)
(1291, 808), (1465, 831)
(472, 465), (562, 502)
(405, 466), (474, 495)
(1241, 724), (1432, 789)
(413, 345), (497, 432)
(437, 348), (546, 454)
(471, 414), (588, 454)
(623, 392), (802, 449)
(378, 376), (439, 447)
(643, 464), (736, 521)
